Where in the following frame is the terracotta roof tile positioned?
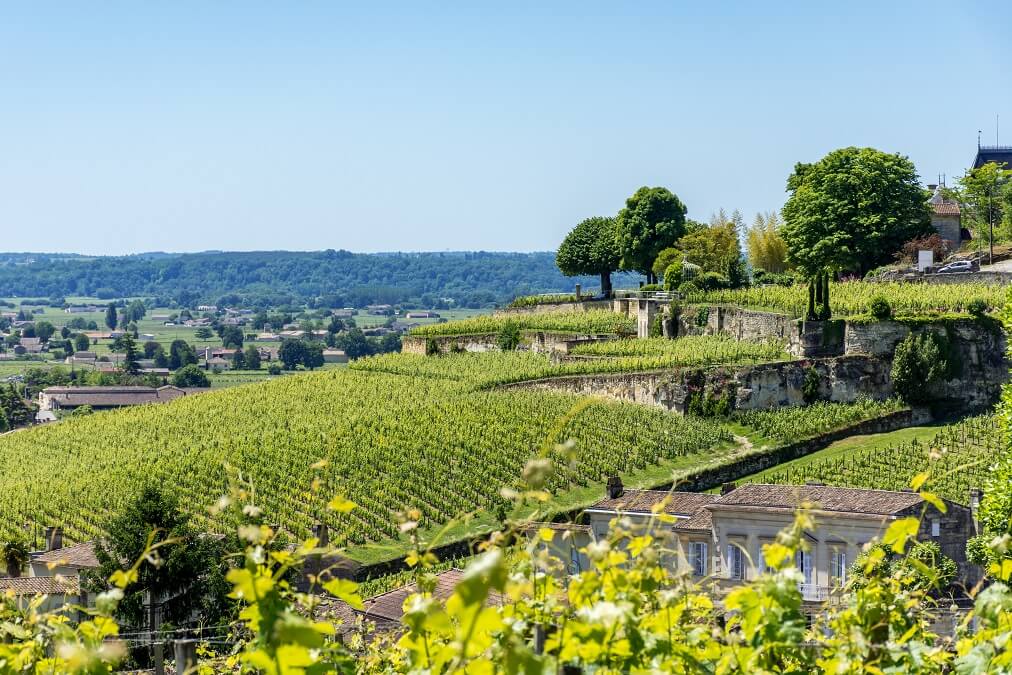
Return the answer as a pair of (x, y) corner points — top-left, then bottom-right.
(33, 542), (100, 569)
(360, 569), (504, 624)
(0, 575), (79, 595)
(932, 202), (961, 215)
(672, 509), (713, 533)
(713, 484), (924, 516)
(590, 489), (717, 517)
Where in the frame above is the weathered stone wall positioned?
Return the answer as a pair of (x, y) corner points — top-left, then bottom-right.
(677, 305), (795, 341)
(651, 409), (923, 492)
(401, 332), (616, 355)
(493, 299), (612, 316)
(503, 355), (896, 413)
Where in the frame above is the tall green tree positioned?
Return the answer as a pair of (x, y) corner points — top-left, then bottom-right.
(119, 333), (141, 376)
(781, 147), (931, 276)
(244, 345), (262, 370)
(956, 161), (1012, 244)
(105, 303), (118, 331)
(278, 338), (307, 370)
(168, 339), (197, 370)
(615, 187), (688, 283)
(555, 216), (621, 295)
(89, 485), (236, 630)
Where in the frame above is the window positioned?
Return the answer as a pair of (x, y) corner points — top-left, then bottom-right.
(689, 542), (708, 577)
(830, 550), (847, 586)
(931, 519), (940, 537)
(727, 544), (745, 580)
(796, 550), (813, 585)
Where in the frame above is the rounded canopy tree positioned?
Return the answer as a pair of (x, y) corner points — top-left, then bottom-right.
(781, 147), (931, 277)
(555, 216), (621, 296)
(615, 186), (688, 284)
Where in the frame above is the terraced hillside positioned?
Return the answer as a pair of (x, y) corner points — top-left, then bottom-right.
(752, 414), (1002, 502)
(0, 349), (746, 559)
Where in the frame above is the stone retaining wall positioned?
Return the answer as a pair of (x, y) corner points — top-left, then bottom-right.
(653, 409), (924, 493)
(493, 299), (612, 316)
(402, 331), (616, 355)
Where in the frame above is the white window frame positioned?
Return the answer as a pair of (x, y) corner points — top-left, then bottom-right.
(727, 543), (745, 580)
(689, 541), (708, 577)
(830, 549), (847, 586)
(796, 549), (813, 585)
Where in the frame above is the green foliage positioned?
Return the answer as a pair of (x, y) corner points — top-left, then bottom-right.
(870, 295), (893, 320)
(172, 363), (210, 388)
(104, 303), (117, 330)
(651, 247), (682, 281)
(569, 334), (787, 364)
(694, 305), (710, 327)
(747, 210), (790, 273)
(782, 147), (932, 276)
(410, 310), (636, 337)
(850, 541), (957, 592)
(267, 362), (282, 375)
(968, 298), (988, 318)
(685, 280), (1004, 318)
(638, 283), (661, 291)
(244, 344), (262, 370)
(555, 216), (621, 295)
(168, 339), (197, 370)
(802, 366), (821, 403)
(506, 294), (577, 308)
(1, 534), (29, 576)
(760, 414), (1000, 502)
(662, 261), (683, 291)
(615, 186), (688, 282)
(496, 322), (522, 351)
(695, 271), (729, 291)
(88, 484), (236, 629)
(736, 398), (904, 444)
(679, 219), (742, 275)
(425, 337), (441, 356)
(0, 384), (33, 432)
(891, 332), (947, 404)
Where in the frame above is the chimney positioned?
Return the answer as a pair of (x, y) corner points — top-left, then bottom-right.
(312, 521), (329, 548)
(970, 487), (983, 533)
(606, 476), (624, 499)
(720, 482), (736, 496)
(45, 526), (63, 551)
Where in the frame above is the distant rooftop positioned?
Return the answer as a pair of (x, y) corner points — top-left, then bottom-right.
(973, 144), (1012, 170)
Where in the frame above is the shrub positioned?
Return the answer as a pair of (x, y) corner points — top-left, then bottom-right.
(425, 338), (441, 356)
(677, 281), (700, 296)
(172, 364), (211, 388)
(496, 322), (522, 351)
(695, 305), (710, 327)
(662, 261), (684, 291)
(890, 332), (947, 404)
(639, 283), (662, 292)
(895, 233), (951, 265)
(695, 272), (729, 291)
(267, 363), (282, 375)
(869, 295), (892, 320)
(968, 298), (988, 317)
(801, 366), (821, 404)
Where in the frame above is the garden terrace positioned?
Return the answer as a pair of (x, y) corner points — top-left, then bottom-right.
(685, 281), (1005, 318)
(407, 309), (635, 337)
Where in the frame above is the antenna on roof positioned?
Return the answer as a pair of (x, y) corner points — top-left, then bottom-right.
(998, 114), (1000, 146)
(979, 130), (982, 149)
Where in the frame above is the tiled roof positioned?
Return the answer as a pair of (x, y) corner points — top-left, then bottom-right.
(932, 202), (961, 216)
(361, 569), (504, 623)
(0, 575), (79, 595)
(672, 508), (713, 533)
(711, 484), (924, 516)
(590, 489), (718, 517)
(42, 386), (188, 407)
(33, 541), (100, 569)
(520, 521), (592, 533)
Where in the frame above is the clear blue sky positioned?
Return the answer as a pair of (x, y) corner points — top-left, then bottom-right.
(1, 1), (1009, 255)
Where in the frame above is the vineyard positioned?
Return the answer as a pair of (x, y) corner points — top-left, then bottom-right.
(408, 310), (635, 337)
(685, 281), (1005, 318)
(0, 359), (733, 554)
(734, 398), (906, 444)
(754, 414), (1002, 502)
(353, 337), (791, 388)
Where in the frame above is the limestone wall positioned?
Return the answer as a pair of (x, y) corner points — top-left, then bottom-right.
(493, 299), (612, 316)
(401, 332), (616, 355)
(676, 305), (795, 342)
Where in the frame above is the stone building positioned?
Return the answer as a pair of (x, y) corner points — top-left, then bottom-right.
(928, 185), (962, 247)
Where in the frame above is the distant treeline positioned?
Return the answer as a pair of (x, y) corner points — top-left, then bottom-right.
(0, 250), (606, 308)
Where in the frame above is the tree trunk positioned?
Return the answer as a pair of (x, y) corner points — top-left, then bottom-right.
(600, 272), (612, 298)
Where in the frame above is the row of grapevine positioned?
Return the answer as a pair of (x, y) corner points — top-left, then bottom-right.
(734, 398), (906, 444)
(685, 281), (1006, 317)
(408, 310), (636, 337)
(0, 365), (731, 549)
(754, 414), (1002, 502)
(353, 337), (789, 388)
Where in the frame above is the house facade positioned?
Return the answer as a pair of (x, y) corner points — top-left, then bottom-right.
(586, 479), (979, 601)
